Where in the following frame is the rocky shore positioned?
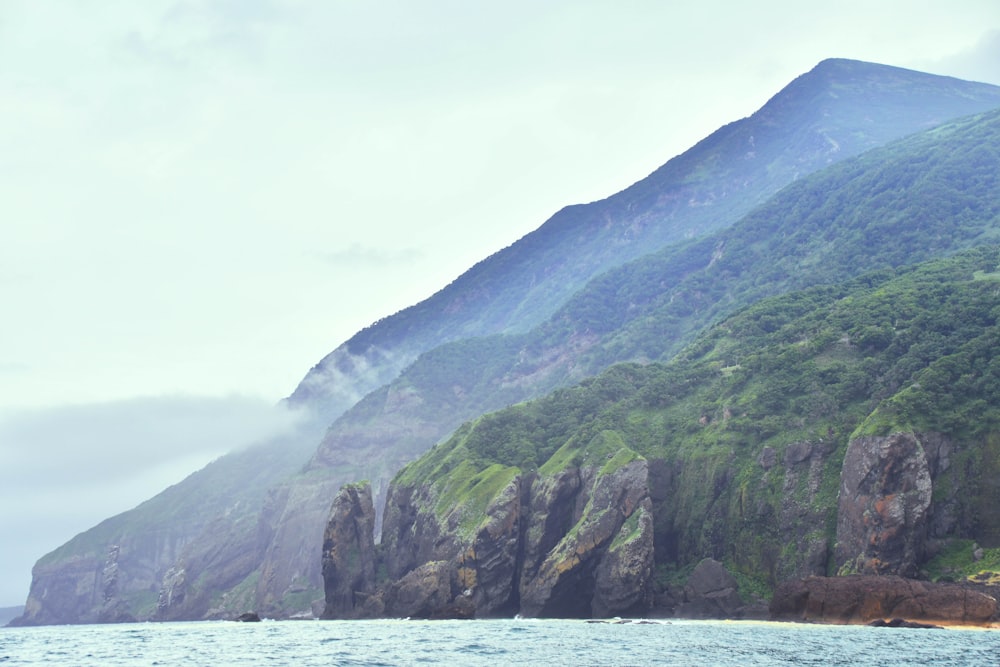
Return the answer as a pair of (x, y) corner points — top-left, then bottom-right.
(769, 575), (1000, 627)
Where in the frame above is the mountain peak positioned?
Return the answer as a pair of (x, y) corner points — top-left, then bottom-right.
(755, 58), (1000, 126)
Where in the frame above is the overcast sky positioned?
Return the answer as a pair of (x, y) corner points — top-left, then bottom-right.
(1, 1), (998, 608)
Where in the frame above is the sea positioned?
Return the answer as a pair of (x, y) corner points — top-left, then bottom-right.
(2, 618), (999, 666)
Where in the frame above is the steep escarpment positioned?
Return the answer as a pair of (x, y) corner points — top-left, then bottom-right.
(12, 429), (319, 626)
(320, 483), (377, 617)
(835, 433), (933, 577)
(323, 248), (1000, 619)
(323, 436), (655, 619)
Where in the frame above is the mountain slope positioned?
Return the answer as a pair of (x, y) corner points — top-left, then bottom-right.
(310, 103), (1000, 528)
(241, 91), (1000, 618)
(15, 60), (1000, 625)
(289, 58), (1000, 417)
(324, 246), (1000, 618)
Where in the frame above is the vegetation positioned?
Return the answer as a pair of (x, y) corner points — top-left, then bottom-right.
(397, 246), (1000, 585)
(331, 107), (1000, 507)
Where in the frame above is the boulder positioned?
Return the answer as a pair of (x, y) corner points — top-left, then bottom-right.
(675, 558), (744, 619)
(384, 561), (454, 619)
(234, 612), (261, 622)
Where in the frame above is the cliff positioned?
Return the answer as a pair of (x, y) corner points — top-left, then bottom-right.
(322, 443), (656, 619)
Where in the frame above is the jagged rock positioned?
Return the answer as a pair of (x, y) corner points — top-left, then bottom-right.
(675, 558), (744, 619)
(519, 468), (582, 591)
(384, 561), (454, 619)
(321, 482), (377, 618)
(380, 483), (452, 584)
(593, 502), (655, 618)
(520, 457), (654, 618)
(327, 450), (656, 619)
(835, 433), (933, 577)
(770, 575), (998, 625)
(456, 474), (526, 615)
(157, 566), (186, 615)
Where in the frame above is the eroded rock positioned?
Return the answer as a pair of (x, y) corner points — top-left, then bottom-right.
(321, 482), (377, 618)
(835, 433), (933, 577)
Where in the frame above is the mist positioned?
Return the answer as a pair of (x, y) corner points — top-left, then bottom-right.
(0, 395), (305, 606)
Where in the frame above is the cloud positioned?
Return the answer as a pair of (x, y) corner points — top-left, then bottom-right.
(321, 244), (424, 269)
(0, 394), (306, 606)
(926, 29), (1000, 85)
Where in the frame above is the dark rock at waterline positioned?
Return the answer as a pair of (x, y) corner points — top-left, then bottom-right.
(235, 612), (261, 622)
(675, 558), (743, 619)
(770, 575), (998, 626)
(867, 617), (942, 629)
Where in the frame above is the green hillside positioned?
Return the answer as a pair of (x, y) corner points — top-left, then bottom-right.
(396, 246), (1000, 599)
(320, 105), (1000, 485)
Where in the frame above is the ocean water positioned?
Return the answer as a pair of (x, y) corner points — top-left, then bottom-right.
(2, 618), (999, 666)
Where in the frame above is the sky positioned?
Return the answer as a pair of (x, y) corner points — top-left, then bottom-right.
(1, 1), (998, 608)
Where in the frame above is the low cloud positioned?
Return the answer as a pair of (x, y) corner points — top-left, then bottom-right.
(321, 243), (423, 269)
(0, 394), (306, 607)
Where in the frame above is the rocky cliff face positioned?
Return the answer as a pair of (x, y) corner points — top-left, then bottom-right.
(519, 458), (654, 618)
(835, 433), (933, 577)
(323, 452), (655, 619)
(322, 428), (999, 621)
(321, 483), (377, 618)
(318, 248), (1000, 622)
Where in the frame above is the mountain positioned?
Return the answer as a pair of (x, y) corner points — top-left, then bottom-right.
(289, 58), (1000, 416)
(322, 245), (1000, 619)
(14, 60), (1000, 625)
(308, 101), (1000, 613)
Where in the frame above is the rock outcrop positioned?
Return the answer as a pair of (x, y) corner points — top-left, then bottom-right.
(770, 575), (999, 626)
(835, 433), (933, 577)
(673, 558), (745, 619)
(519, 458), (654, 618)
(322, 450), (655, 619)
(321, 482), (377, 618)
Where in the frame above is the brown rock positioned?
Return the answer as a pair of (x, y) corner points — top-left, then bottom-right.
(835, 433), (933, 577)
(770, 575), (998, 626)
